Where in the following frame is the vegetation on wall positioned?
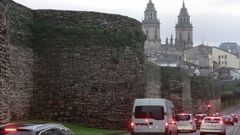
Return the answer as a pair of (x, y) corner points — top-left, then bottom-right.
(29, 11), (145, 63)
(221, 82), (240, 108)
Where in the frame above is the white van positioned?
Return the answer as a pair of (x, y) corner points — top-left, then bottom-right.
(130, 98), (178, 135)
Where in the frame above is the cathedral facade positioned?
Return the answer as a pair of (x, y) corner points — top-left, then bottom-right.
(143, 0), (193, 61)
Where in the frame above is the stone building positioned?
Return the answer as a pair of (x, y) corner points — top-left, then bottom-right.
(185, 44), (240, 76)
(143, 0), (193, 63)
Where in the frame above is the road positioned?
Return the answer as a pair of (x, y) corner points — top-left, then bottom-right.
(178, 103), (240, 135)
(178, 123), (240, 135)
(123, 104), (240, 135)
(123, 123), (240, 135)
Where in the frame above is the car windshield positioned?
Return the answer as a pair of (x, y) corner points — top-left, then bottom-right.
(0, 131), (32, 135)
(176, 115), (190, 121)
(204, 118), (221, 123)
(223, 115), (232, 118)
(134, 106), (164, 120)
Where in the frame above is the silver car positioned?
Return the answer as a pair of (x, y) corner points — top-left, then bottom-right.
(200, 117), (226, 135)
(176, 113), (197, 133)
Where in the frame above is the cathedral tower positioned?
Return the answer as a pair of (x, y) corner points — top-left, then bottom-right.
(142, 0), (161, 43)
(175, 1), (193, 49)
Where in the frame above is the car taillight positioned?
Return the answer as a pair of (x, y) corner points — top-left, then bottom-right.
(4, 128), (17, 132)
(145, 119), (149, 122)
(165, 123), (169, 127)
(130, 122), (134, 127)
(220, 120), (223, 124)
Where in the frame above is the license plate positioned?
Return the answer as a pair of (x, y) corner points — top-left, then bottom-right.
(208, 124), (216, 128)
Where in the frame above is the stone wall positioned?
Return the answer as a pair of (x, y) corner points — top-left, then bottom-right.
(144, 61), (161, 98)
(0, 0), (34, 122)
(29, 10), (145, 129)
(191, 77), (221, 114)
(160, 68), (221, 114)
(160, 67), (191, 113)
(0, 0), (146, 129)
(0, 0), (10, 124)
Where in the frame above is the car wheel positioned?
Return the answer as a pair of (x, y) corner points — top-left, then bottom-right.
(200, 132), (205, 135)
(130, 131), (135, 135)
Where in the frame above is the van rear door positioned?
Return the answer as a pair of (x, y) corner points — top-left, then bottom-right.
(134, 106), (165, 133)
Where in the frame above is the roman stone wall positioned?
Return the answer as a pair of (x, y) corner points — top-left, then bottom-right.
(191, 77), (221, 114)
(0, 0), (34, 122)
(29, 10), (145, 129)
(0, 0), (146, 128)
(0, 0), (10, 124)
(161, 67), (188, 113)
(144, 61), (161, 98)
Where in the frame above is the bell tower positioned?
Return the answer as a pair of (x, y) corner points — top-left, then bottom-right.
(142, 0), (161, 43)
(175, 1), (193, 49)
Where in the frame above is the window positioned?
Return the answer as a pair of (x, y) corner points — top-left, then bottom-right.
(204, 118), (221, 123)
(134, 106), (164, 120)
(225, 61), (227, 65)
(176, 114), (191, 121)
(218, 56), (221, 59)
(39, 128), (62, 135)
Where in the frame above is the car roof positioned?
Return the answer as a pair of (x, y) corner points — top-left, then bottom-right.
(0, 123), (66, 131)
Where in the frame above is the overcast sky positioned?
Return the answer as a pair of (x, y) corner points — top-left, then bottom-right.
(13, 0), (240, 46)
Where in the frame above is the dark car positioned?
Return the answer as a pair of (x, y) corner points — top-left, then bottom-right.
(222, 115), (234, 126)
(194, 114), (207, 128)
(231, 114), (238, 123)
(0, 123), (74, 135)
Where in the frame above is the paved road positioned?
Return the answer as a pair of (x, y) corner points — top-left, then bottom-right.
(178, 103), (240, 135)
(123, 104), (240, 135)
(178, 123), (240, 135)
(122, 123), (240, 135)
